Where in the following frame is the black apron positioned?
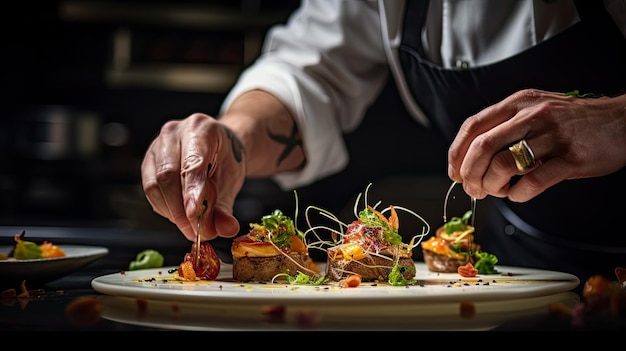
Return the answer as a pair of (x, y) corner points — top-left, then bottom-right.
(398, 0), (626, 282)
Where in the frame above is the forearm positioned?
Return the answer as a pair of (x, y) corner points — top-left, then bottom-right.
(219, 89), (306, 177)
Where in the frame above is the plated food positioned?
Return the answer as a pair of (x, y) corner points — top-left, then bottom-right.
(1, 230), (66, 261)
(231, 209), (319, 282)
(305, 183), (430, 285)
(0, 244), (109, 289)
(548, 267), (626, 328)
(419, 181), (498, 275)
(421, 210), (497, 274)
(174, 241), (221, 281)
(216, 183), (430, 286)
(159, 182), (495, 287)
(324, 205), (418, 283)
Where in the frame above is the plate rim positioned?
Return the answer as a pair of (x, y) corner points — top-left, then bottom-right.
(0, 245), (109, 263)
(91, 262), (580, 305)
(98, 291), (580, 331)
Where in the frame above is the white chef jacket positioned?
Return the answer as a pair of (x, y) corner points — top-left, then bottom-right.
(220, 0), (626, 190)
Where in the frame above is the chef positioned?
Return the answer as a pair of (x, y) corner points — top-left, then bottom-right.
(141, 0), (626, 283)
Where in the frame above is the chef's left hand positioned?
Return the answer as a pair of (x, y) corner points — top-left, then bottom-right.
(447, 88), (626, 202)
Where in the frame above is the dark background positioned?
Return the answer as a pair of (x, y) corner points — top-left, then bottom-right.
(0, 0), (474, 266)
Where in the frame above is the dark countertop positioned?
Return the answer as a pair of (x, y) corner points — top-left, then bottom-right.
(1, 226), (624, 334)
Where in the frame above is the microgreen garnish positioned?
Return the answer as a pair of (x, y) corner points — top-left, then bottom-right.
(388, 264), (417, 286)
(564, 90), (603, 98)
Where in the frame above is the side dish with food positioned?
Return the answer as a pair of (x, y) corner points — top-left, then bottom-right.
(1, 230), (66, 260)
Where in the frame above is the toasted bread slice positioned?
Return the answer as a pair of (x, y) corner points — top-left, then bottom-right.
(232, 253), (315, 282)
(422, 249), (473, 273)
(326, 255), (415, 282)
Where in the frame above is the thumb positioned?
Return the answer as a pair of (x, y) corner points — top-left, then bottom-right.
(198, 178), (239, 240)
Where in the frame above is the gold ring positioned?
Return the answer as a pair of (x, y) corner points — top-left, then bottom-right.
(508, 139), (536, 172)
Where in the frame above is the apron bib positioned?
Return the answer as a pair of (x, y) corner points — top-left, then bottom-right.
(398, 0), (626, 271)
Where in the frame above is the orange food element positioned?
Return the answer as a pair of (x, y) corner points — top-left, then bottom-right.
(289, 235), (307, 253)
(459, 301), (476, 319)
(262, 304), (286, 318)
(328, 243), (366, 261)
(262, 304), (287, 324)
(548, 270), (626, 327)
(547, 302), (574, 316)
(368, 205), (399, 230)
(16, 280), (29, 298)
(421, 236), (467, 260)
(65, 296), (103, 326)
(177, 261), (197, 280)
(40, 241), (66, 258)
(341, 274), (362, 288)
(307, 261), (320, 274)
(582, 275), (611, 298)
(1, 281), (30, 308)
(231, 239), (281, 258)
(458, 262), (478, 277)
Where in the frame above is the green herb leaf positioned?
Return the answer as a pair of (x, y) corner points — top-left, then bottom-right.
(14, 239), (42, 260)
(473, 252), (499, 274)
(258, 209), (304, 249)
(444, 210), (473, 234)
(388, 264), (416, 286)
(284, 271), (328, 285)
(564, 90), (603, 98)
(129, 249), (165, 270)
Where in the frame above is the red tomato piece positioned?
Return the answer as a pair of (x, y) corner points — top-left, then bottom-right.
(183, 241), (221, 280)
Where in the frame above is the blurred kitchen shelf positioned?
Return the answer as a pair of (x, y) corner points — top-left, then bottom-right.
(105, 62), (242, 92)
(58, 0), (294, 29)
(58, 0), (298, 92)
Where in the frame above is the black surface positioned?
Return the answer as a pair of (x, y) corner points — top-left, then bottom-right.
(1, 227), (624, 333)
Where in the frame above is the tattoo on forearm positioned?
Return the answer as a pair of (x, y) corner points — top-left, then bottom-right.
(268, 122), (302, 166)
(221, 126), (244, 163)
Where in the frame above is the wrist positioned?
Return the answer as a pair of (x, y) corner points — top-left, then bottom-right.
(220, 90), (306, 177)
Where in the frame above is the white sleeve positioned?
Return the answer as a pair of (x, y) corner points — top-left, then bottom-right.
(220, 0), (390, 190)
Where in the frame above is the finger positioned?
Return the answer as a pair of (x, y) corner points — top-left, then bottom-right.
(448, 98), (522, 182)
(481, 136), (546, 197)
(211, 126), (245, 238)
(142, 126), (194, 240)
(180, 116), (221, 240)
(195, 171), (219, 241)
(152, 122), (197, 241)
(479, 148), (519, 198)
(460, 122), (532, 199)
(197, 178), (239, 240)
(141, 143), (168, 218)
(448, 89), (551, 183)
(214, 207), (240, 238)
(507, 157), (567, 202)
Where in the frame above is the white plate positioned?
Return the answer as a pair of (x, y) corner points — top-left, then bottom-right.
(98, 291), (579, 331)
(92, 262), (579, 305)
(0, 245), (109, 286)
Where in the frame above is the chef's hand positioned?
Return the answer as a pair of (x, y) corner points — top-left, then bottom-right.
(447, 89), (626, 202)
(141, 113), (245, 242)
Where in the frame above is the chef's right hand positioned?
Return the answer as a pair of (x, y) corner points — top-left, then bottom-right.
(141, 113), (246, 242)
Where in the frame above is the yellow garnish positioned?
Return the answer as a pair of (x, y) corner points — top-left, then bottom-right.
(178, 261), (197, 281)
(329, 243), (366, 261)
